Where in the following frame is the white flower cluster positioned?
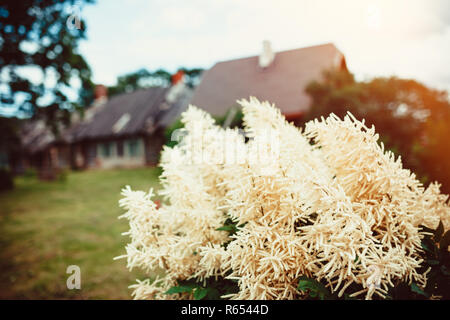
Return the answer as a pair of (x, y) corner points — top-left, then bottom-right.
(118, 97), (449, 300)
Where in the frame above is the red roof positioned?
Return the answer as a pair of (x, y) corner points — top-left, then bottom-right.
(190, 43), (346, 117)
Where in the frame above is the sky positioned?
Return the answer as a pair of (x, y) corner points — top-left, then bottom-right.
(78, 0), (450, 92)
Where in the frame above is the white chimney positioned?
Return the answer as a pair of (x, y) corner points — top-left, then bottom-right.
(259, 40), (275, 68)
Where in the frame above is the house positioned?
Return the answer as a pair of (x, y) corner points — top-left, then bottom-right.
(16, 75), (192, 178)
(190, 42), (347, 121)
(67, 81), (192, 169)
(16, 120), (61, 178)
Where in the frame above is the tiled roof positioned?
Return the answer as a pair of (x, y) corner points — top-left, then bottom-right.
(67, 85), (192, 141)
(190, 43), (345, 116)
(20, 85), (192, 153)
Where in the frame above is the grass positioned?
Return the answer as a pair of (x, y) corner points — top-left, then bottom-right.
(0, 167), (161, 299)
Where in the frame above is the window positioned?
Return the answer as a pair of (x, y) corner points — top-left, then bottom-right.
(127, 139), (141, 157)
(99, 142), (114, 158)
(113, 113), (131, 133)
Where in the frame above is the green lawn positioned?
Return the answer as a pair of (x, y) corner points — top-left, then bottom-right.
(0, 167), (161, 299)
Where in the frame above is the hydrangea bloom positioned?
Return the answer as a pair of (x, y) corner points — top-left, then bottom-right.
(117, 97), (449, 300)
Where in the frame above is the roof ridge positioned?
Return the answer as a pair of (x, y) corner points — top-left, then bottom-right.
(213, 42), (337, 66)
(105, 86), (168, 103)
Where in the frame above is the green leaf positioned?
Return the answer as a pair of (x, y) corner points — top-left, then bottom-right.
(421, 237), (437, 255)
(203, 287), (221, 300)
(421, 241), (431, 253)
(434, 221), (444, 242)
(410, 282), (429, 298)
(298, 276), (330, 300)
(193, 287), (208, 300)
(216, 225), (236, 232)
(440, 230), (450, 251)
(165, 284), (196, 295)
(216, 218), (246, 237)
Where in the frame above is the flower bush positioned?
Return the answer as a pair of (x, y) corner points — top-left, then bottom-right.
(117, 98), (449, 300)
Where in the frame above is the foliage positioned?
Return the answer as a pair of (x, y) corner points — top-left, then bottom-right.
(377, 220), (450, 300)
(304, 68), (450, 194)
(166, 277), (239, 300)
(108, 67), (204, 97)
(178, 67), (204, 88)
(420, 107), (450, 194)
(164, 118), (184, 148)
(214, 106), (244, 129)
(108, 68), (170, 97)
(297, 276), (331, 300)
(216, 217), (244, 236)
(0, 117), (21, 166)
(0, 0), (95, 134)
(411, 221), (449, 299)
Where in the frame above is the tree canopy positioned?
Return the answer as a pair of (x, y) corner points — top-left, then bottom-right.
(304, 68), (450, 194)
(107, 67), (203, 97)
(0, 0), (94, 131)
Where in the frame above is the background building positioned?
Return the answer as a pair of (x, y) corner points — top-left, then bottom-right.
(191, 42), (347, 121)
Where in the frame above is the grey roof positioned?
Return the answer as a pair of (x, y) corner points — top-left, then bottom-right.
(158, 88), (193, 128)
(190, 43), (346, 117)
(68, 86), (191, 142)
(20, 120), (55, 154)
(20, 85), (191, 153)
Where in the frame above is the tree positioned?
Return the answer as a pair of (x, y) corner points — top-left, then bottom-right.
(0, 0), (95, 134)
(0, 116), (20, 190)
(304, 68), (450, 194)
(108, 67), (204, 97)
(420, 103), (450, 193)
(178, 67), (203, 88)
(0, 116), (20, 168)
(108, 68), (171, 97)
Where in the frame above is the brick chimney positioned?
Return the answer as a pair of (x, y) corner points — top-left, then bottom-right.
(171, 70), (185, 85)
(84, 84), (108, 121)
(94, 84), (108, 102)
(259, 40), (275, 68)
(166, 70), (186, 104)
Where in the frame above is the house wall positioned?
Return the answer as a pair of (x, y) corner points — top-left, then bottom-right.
(36, 149), (57, 180)
(54, 144), (71, 169)
(145, 130), (165, 166)
(86, 137), (147, 169)
(66, 133), (166, 171)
